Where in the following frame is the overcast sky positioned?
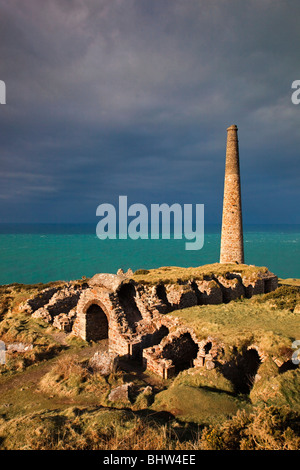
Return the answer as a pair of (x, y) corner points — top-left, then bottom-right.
(0, 0), (299, 225)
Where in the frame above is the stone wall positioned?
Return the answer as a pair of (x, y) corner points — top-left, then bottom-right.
(165, 284), (198, 309)
(72, 286), (130, 356)
(23, 265), (278, 378)
(143, 330), (222, 379)
(192, 279), (223, 304)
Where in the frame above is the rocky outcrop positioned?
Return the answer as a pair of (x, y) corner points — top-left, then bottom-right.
(6, 342), (33, 353)
(89, 351), (119, 376)
(108, 383), (133, 403)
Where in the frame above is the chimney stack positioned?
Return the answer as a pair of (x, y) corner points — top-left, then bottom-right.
(220, 125), (244, 264)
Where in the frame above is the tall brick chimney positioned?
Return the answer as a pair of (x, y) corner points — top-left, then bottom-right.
(220, 125), (244, 264)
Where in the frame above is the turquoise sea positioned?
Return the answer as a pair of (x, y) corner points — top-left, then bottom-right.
(0, 224), (299, 285)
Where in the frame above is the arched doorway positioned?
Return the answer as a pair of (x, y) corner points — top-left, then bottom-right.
(219, 347), (262, 394)
(117, 283), (142, 332)
(85, 303), (108, 342)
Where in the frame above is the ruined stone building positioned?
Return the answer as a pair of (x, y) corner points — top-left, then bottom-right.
(24, 265), (278, 379)
(22, 125), (279, 379)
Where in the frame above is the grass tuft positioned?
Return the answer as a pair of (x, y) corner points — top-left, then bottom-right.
(132, 263), (270, 285)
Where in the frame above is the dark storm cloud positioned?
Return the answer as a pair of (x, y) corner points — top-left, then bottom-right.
(0, 0), (299, 223)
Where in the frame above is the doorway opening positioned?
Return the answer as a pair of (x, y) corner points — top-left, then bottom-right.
(85, 303), (109, 342)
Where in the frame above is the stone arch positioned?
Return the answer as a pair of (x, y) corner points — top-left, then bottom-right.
(219, 345), (263, 394)
(82, 299), (110, 342)
(195, 337), (219, 368)
(247, 344), (266, 363)
(204, 341), (212, 355)
(241, 347), (262, 392)
(141, 325), (170, 350)
(162, 332), (199, 373)
(155, 284), (172, 312)
(117, 282), (142, 332)
(73, 287), (133, 355)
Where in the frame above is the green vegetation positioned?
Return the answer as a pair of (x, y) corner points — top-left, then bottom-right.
(279, 278), (300, 288)
(133, 263), (270, 285)
(255, 285), (300, 311)
(250, 369), (300, 410)
(0, 403), (299, 450)
(39, 354), (110, 400)
(168, 291), (300, 356)
(0, 311), (64, 373)
(152, 383), (242, 425)
(0, 407), (192, 450)
(0, 278), (299, 450)
(200, 405), (300, 450)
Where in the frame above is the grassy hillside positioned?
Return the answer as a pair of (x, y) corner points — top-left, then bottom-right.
(149, 288), (300, 431)
(0, 280), (299, 450)
(168, 290), (300, 355)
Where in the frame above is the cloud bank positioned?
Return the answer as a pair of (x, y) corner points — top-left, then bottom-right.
(0, 0), (299, 223)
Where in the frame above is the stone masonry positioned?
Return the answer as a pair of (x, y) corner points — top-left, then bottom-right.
(17, 126), (282, 378)
(23, 265), (278, 378)
(220, 125), (244, 264)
